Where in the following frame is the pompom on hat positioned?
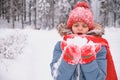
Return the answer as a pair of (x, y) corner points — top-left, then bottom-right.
(67, 1), (94, 30)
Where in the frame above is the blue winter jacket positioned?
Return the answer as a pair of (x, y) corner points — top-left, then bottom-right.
(50, 41), (107, 80)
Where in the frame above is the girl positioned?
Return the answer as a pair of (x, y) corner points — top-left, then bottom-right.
(50, 1), (118, 80)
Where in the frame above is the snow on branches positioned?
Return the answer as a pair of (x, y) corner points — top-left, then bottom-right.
(0, 29), (27, 59)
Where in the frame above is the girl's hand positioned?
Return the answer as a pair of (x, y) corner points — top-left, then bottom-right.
(62, 44), (80, 65)
(79, 43), (101, 64)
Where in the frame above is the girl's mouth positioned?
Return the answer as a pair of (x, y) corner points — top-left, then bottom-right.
(77, 33), (82, 35)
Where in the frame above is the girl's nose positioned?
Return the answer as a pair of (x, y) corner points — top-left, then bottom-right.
(78, 25), (83, 30)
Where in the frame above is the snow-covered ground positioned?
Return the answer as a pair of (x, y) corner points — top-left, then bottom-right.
(0, 27), (120, 80)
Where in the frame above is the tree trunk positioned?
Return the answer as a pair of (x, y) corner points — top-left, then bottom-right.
(11, 0), (15, 28)
(23, 0), (26, 21)
(6, 0), (10, 23)
(21, 0), (24, 28)
(0, 0), (1, 17)
(29, 0), (32, 25)
(33, 0), (37, 29)
(1, 0), (5, 19)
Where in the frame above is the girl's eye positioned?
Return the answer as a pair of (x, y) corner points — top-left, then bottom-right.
(73, 24), (79, 27)
(82, 24), (88, 28)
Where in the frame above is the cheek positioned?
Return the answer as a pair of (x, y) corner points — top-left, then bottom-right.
(84, 29), (89, 33)
(72, 28), (77, 33)
(85, 29), (89, 31)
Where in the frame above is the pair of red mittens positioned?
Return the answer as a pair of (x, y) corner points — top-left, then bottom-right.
(61, 35), (101, 65)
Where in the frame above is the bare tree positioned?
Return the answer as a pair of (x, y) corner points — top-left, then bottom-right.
(37, 0), (50, 29)
(23, 0), (26, 21)
(0, 0), (1, 17)
(5, 0), (10, 23)
(10, 0), (15, 28)
(1, 0), (5, 19)
(28, 0), (32, 25)
(21, 0), (24, 28)
(33, 0), (37, 29)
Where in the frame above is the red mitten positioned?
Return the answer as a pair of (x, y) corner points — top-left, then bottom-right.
(62, 45), (81, 65)
(79, 43), (101, 64)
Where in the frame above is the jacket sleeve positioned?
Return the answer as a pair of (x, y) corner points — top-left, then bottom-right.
(81, 46), (107, 80)
(50, 41), (77, 80)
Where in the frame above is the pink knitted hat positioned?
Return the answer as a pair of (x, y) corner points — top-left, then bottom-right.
(67, 1), (94, 30)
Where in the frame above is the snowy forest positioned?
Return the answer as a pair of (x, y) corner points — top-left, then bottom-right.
(0, 0), (120, 80)
(0, 0), (120, 29)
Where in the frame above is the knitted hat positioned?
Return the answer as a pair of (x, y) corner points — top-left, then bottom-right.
(67, 1), (94, 30)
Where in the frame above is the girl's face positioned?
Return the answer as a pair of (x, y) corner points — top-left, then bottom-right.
(72, 22), (89, 35)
